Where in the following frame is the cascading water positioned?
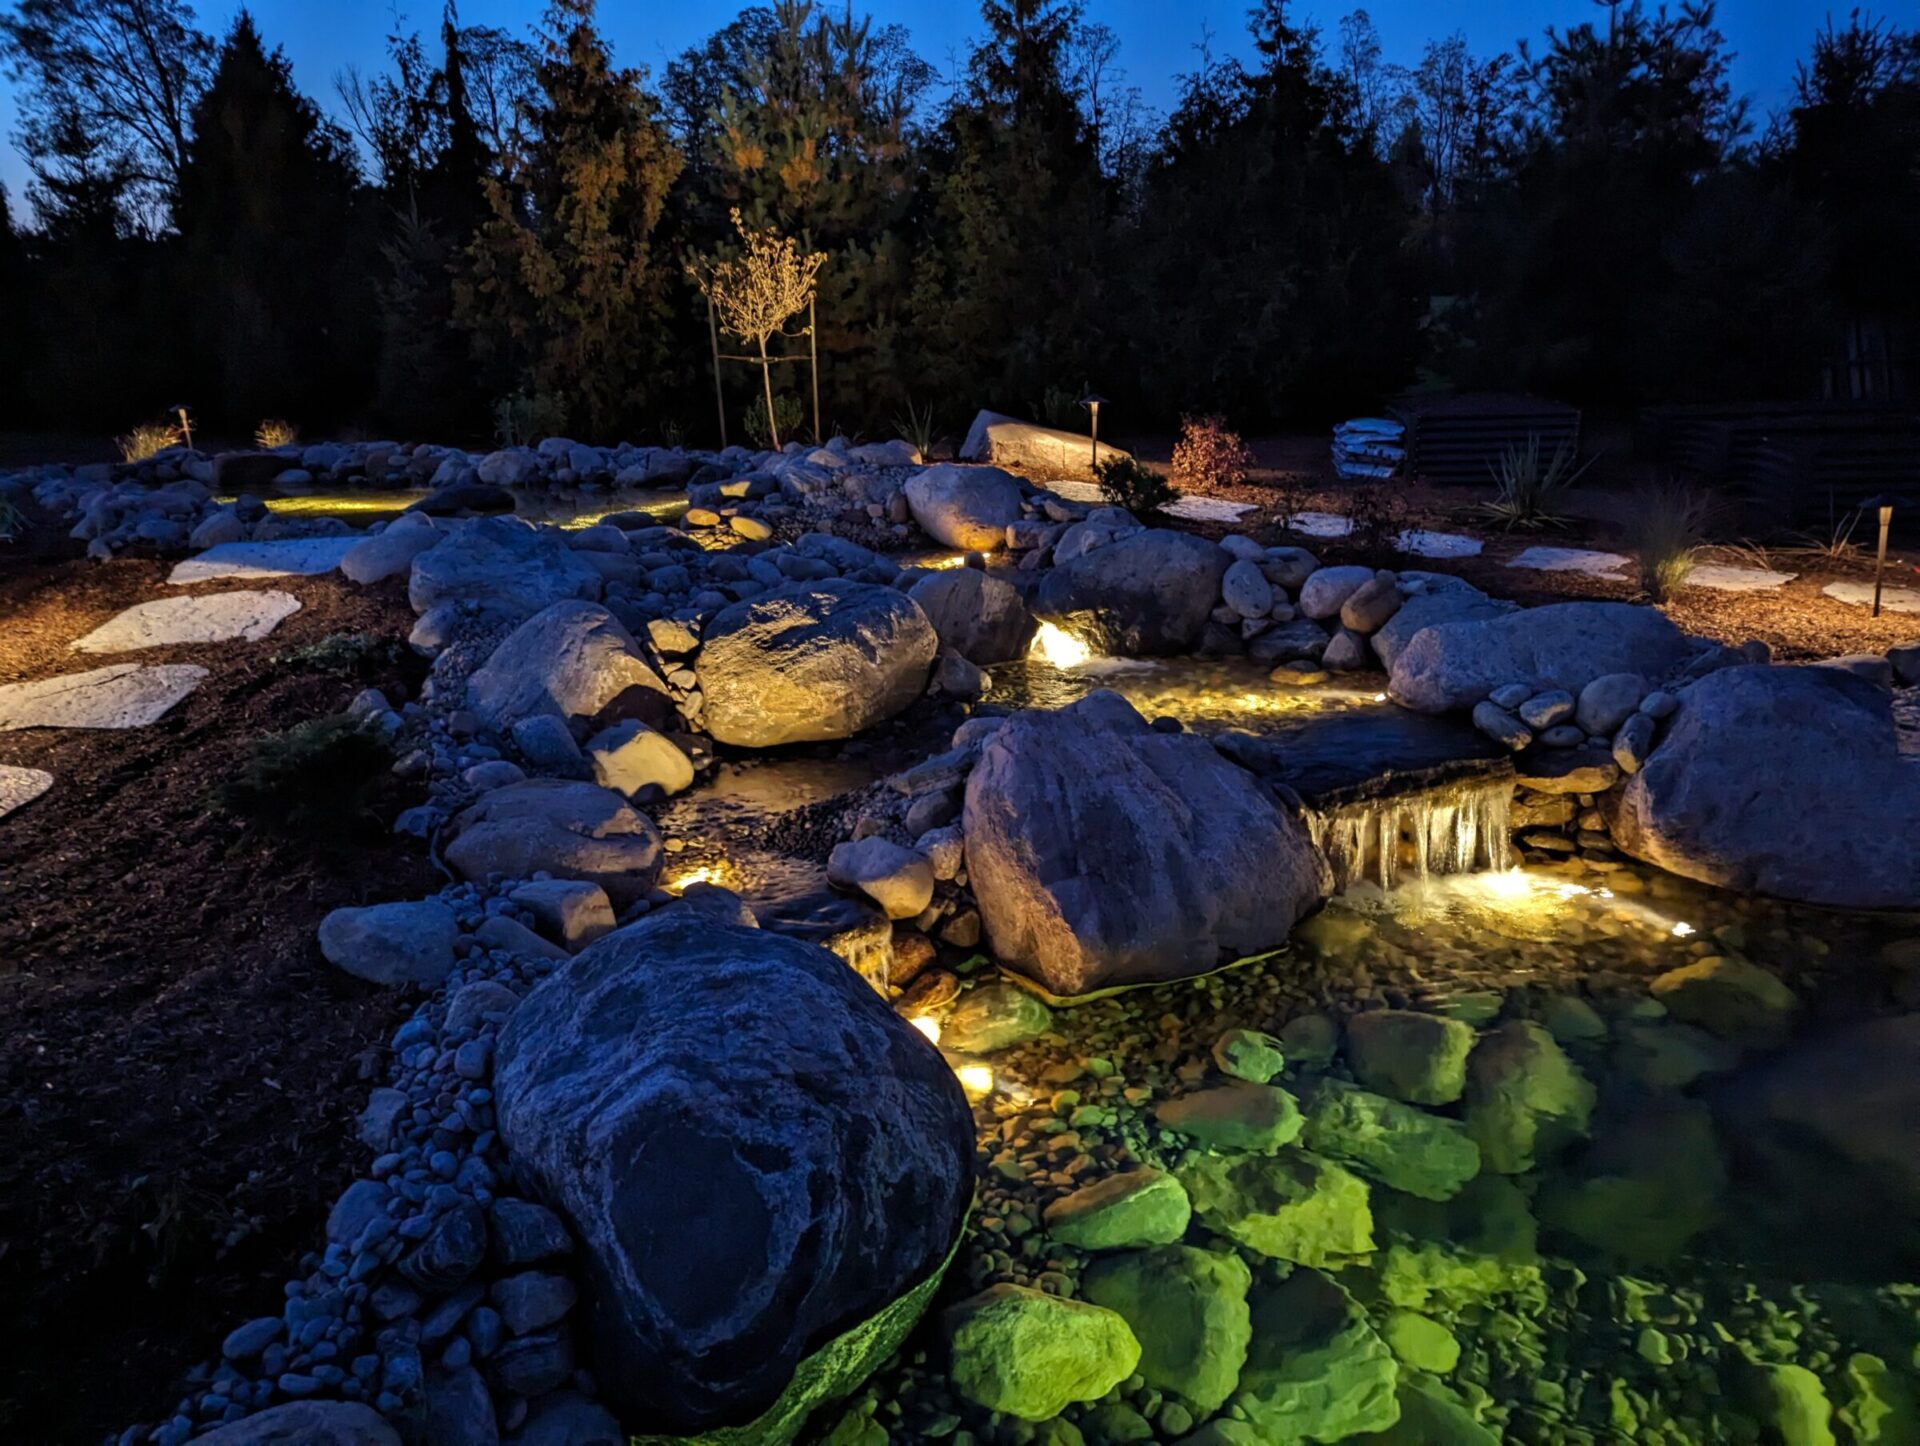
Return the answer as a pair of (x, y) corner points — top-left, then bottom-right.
(1308, 775), (1513, 892)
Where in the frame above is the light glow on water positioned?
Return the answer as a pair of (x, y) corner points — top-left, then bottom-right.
(955, 1063), (994, 1099)
(909, 1016), (942, 1046)
(1029, 621), (1093, 667)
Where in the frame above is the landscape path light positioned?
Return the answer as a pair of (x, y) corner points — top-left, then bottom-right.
(1079, 391), (1110, 471)
(169, 403), (195, 452)
(1862, 494), (1910, 618)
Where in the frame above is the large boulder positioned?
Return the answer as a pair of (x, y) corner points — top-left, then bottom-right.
(1605, 665), (1920, 909)
(962, 692), (1330, 998)
(1370, 576), (1514, 673)
(908, 566), (1035, 664)
(340, 515), (442, 585)
(191, 1403), (401, 1445)
(1388, 602), (1699, 714)
(903, 464), (1026, 551)
(408, 515), (601, 620)
(467, 600), (673, 733)
(444, 780), (663, 907)
(495, 915), (974, 1436)
(959, 409), (1130, 481)
(1032, 529), (1232, 655)
(696, 581), (938, 748)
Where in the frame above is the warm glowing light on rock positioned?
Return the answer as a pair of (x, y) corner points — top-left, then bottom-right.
(1029, 621), (1092, 667)
(956, 1063), (994, 1099)
(664, 861), (734, 893)
(1671, 921), (1695, 938)
(910, 1016), (942, 1046)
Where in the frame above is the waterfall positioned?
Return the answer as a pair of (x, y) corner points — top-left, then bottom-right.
(1308, 775), (1513, 892)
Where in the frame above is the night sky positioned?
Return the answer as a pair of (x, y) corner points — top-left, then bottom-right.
(0, 0), (1841, 213)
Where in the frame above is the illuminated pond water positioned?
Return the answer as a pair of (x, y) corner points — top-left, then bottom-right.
(215, 485), (690, 528)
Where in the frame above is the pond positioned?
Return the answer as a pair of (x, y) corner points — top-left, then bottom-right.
(214, 484), (691, 529)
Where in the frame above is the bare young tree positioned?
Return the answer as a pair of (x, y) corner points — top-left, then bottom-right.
(0, 0), (214, 230)
(688, 207), (825, 450)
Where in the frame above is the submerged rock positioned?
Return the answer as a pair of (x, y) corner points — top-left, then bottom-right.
(1650, 955), (1799, 1046)
(1538, 1094), (1725, 1265)
(696, 581), (938, 748)
(1044, 1168), (1192, 1249)
(1301, 1078), (1481, 1201)
(1178, 1150), (1374, 1267)
(962, 691), (1329, 998)
(495, 915), (974, 1436)
(1233, 1268), (1400, 1443)
(1155, 1082), (1304, 1153)
(1082, 1245), (1253, 1414)
(1344, 1010), (1476, 1106)
(943, 1284), (1141, 1421)
(1607, 665), (1920, 909)
(1463, 1020), (1596, 1174)
(940, 982), (1054, 1054)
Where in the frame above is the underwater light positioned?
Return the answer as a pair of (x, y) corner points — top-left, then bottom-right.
(909, 1016), (942, 1046)
(1672, 921), (1696, 938)
(955, 1063), (994, 1100)
(1029, 621), (1093, 667)
(663, 861), (735, 894)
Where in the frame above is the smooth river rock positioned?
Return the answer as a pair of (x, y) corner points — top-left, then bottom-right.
(962, 691), (1331, 998)
(908, 566), (1035, 664)
(495, 914), (974, 1435)
(904, 463), (1027, 551)
(445, 780), (663, 907)
(407, 515), (602, 620)
(466, 599), (673, 733)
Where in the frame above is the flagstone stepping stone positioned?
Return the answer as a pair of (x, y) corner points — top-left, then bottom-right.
(1044, 479), (1104, 505)
(1396, 529), (1483, 559)
(1166, 495), (1257, 523)
(1507, 546), (1629, 577)
(71, 590), (302, 653)
(1289, 512), (1354, 539)
(167, 537), (359, 584)
(1684, 563), (1795, 592)
(0, 663), (208, 730)
(0, 765), (54, 819)
(1822, 580), (1920, 615)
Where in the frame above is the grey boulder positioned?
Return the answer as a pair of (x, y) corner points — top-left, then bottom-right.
(962, 691), (1331, 998)
(408, 515), (601, 620)
(467, 599), (673, 733)
(908, 566), (1035, 664)
(190, 1402), (401, 1445)
(1606, 665), (1920, 909)
(494, 914), (974, 1433)
(1390, 602), (1700, 714)
(696, 581), (938, 748)
(1033, 529), (1230, 655)
(318, 899), (459, 988)
(445, 780), (663, 907)
(904, 463), (1027, 550)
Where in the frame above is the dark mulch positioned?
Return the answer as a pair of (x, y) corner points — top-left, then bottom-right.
(0, 547), (438, 1442)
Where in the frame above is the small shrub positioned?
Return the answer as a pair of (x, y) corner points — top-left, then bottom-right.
(1344, 481), (1410, 561)
(1630, 484), (1710, 602)
(118, 422), (183, 463)
(214, 714), (394, 843)
(272, 631), (409, 679)
(1096, 455), (1181, 516)
(254, 418), (300, 450)
(493, 391), (569, 447)
(1170, 414), (1255, 492)
(0, 497), (27, 540)
(1476, 434), (1595, 530)
(894, 398), (938, 457)
(744, 392), (804, 448)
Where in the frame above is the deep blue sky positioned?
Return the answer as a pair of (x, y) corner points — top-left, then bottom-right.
(1, 0), (1837, 218)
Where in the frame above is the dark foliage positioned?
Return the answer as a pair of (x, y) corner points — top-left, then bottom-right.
(213, 713), (395, 844)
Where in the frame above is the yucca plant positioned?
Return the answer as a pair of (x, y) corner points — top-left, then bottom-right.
(1630, 484), (1711, 602)
(0, 498), (27, 541)
(1475, 434), (1595, 530)
(118, 421), (183, 463)
(254, 418), (300, 449)
(894, 399), (938, 457)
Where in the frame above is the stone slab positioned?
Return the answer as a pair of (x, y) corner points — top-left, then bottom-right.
(72, 590), (302, 653)
(1822, 580), (1920, 614)
(1685, 563), (1795, 593)
(1506, 546), (1629, 577)
(1165, 496), (1257, 523)
(167, 537), (359, 584)
(0, 663), (209, 730)
(1289, 512), (1354, 539)
(0, 765), (54, 819)
(1396, 529), (1483, 559)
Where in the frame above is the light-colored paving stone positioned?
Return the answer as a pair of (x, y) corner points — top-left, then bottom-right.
(1288, 511), (1354, 538)
(167, 537), (359, 585)
(1507, 546), (1630, 577)
(1685, 563), (1796, 593)
(1396, 529), (1483, 559)
(72, 590), (302, 653)
(1822, 580), (1920, 615)
(1165, 495), (1256, 523)
(0, 765), (54, 819)
(0, 663), (209, 731)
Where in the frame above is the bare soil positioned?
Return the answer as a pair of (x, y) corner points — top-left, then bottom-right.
(0, 545), (437, 1442)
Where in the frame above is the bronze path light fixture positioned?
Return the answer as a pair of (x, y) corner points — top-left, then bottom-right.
(1862, 494), (1910, 618)
(1080, 392), (1110, 471)
(169, 404), (195, 452)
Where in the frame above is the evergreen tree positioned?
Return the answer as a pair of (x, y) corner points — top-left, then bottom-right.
(175, 11), (371, 424)
(456, 0), (684, 439)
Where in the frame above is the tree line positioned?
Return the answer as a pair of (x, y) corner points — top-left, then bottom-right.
(1, 0), (1915, 447)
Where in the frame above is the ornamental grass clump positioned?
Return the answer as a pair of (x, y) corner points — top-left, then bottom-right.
(1630, 484), (1711, 602)
(253, 418), (299, 449)
(1170, 413), (1255, 492)
(117, 422), (183, 463)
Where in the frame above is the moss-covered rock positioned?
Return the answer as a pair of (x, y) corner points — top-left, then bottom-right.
(1650, 956), (1798, 1045)
(1081, 1400), (1157, 1443)
(1300, 1078), (1481, 1201)
(1279, 1013), (1338, 1069)
(944, 1284), (1141, 1421)
(1345, 1010), (1476, 1106)
(1178, 1149), (1374, 1267)
(1155, 1082), (1303, 1152)
(1082, 1245), (1253, 1413)
(1838, 1352), (1920, 1445)
(1537, 1095), (1725, 1264)
(1382, 1311), (1461, 1373)
(1212, 1027), (1286, 1083)
(1463, 1020), (1595, 1173)
(1233, 1267), (1400, 1442)
(942, 983), (1055, 1054)
(1374, 1176), (1544, 1312)
(1044, 1168), (1192, 1250)
(1369, 1374), (1500, 1445)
